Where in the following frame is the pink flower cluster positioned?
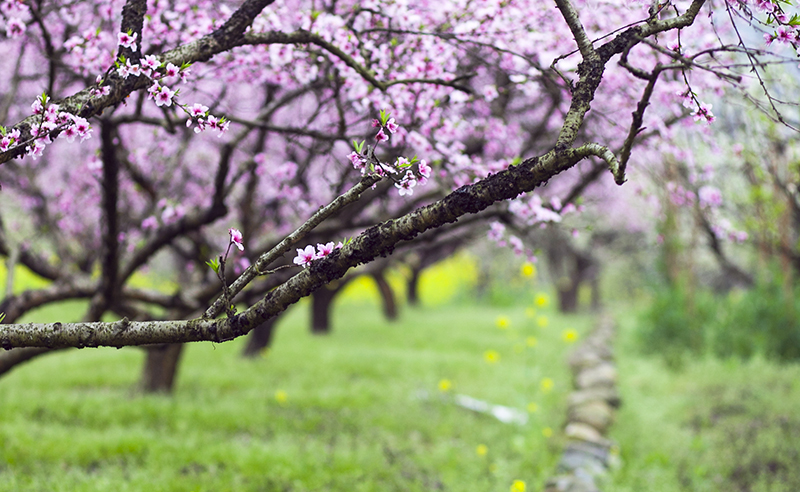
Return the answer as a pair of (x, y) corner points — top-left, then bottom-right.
(347, 114), (432, 197)
(24, 96), (93, 159)
(293, 241), (342, 268)
(113, 39), (228, 137)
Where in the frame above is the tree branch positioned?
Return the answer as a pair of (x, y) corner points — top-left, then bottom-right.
(0, 0), (278, 165)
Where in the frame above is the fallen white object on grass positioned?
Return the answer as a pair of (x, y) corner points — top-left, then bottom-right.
(453, 394), (529, 425)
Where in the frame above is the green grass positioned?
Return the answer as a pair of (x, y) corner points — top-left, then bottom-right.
(606, 305), (800, 492)
(0, 296), (592, 491)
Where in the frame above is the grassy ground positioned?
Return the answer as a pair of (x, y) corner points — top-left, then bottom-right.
(607, 306), (800, 492)
(0, 290), (592, 491)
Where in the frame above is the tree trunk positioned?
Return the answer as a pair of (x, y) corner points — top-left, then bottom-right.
(590, 274), (601, 311)
(141, 343), (184, 393)
(557, 273), (580, 313)
(406, 266), (421, 306)
(373, 271), (398, 320)
(311, 285), (337, 334)
(241, 318), (277, 357)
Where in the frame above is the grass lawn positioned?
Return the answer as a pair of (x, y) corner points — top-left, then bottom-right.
(0, 292), (592, 491)
(607, 306), (800, 492)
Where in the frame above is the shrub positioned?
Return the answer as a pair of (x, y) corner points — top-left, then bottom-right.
(638, 271), (800, 365)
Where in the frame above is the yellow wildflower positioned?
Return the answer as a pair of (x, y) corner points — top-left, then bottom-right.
(536, 315), (549, 328)
(496, 316), (511, 329)
(562, 329), (578, 343)
(438, 379), (452, 392)
(534, 293), (549, 307)
(521, 262), (536, 277)
(476, 444), (488, 456)
(540, 377), (554, 392)
(542, 427), (553, 438)
(527, 402), (538, 413)
(511, 480), (526, 492)
(274, 390), (288, 404)
(484, 350), (500, 364)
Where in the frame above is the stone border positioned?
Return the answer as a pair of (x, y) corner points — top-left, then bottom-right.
(544, 315), (620, 492)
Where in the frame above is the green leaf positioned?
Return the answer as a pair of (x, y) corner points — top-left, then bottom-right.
(0, 312), (5, 323)
(205, 258), (220, 274)
(379, 109), (390, 126)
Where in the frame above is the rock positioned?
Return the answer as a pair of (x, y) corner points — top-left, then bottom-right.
(563, 440), (613, 466)
(568, 349), (603, 372)
(544, 473), (601, 492)
(564, 422), (613, 447)
(568, 387), (622, 408)
(568, 400), (614, 432)
(576, 363), (617, 389)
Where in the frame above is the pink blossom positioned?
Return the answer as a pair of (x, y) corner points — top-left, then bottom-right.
(73, 117), (92, 141)
(698, 185), (723, 208)
(395, 171), (417, 196)
(61, 125), (79, 142)
(293, 245), (317, 267)
(692, 103), (715, 124)
(28, 141), (46, 159)
(488, 221), (505, 243)
(164, 63), (180, 78)
(375, 128), (389, 142)
(0, 136), (13, 152)
(189, 103), (209, 117)
(418, 160), (431, 185)
(142, 216), (158, 230)
(482, 85), (499, 102)
(118, 31), (138, 52)
(385, 118), (399, 134)
(775, 26), (795, 44)
(31, 96), (49, 115)
(316, 242), (335, 257)
(117, 63), (131, 79)
(6, 18), (25, 38)
(141, 54), (160, 76)
(509, 235), (524, 256)
(125, 59), (141, 78)
(154, 86), (176, 107)
(229, 228), (244, 251)
(348, 151), (366, 173)
(755, 0), (774, 12)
